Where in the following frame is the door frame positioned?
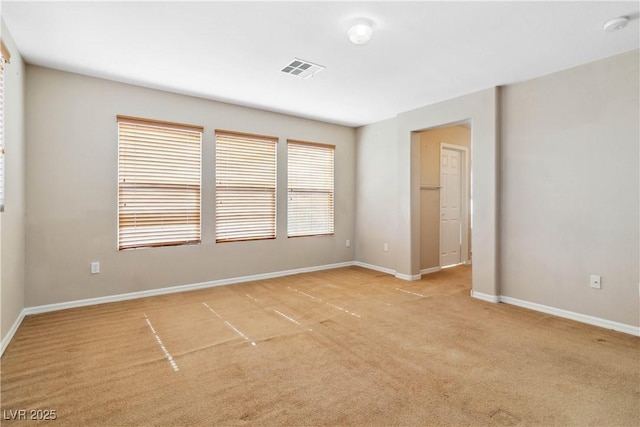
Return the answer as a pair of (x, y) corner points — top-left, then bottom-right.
(439, 142), (470, 267)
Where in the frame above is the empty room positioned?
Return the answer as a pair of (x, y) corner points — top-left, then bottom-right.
(1, 1), (638, 426)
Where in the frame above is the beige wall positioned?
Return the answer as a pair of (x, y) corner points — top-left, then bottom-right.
(354, 118), (397, 271)
(419, 125), (471, 270)
(500, 50), (639, 326)
(357, 50), (638, 327)
(355, 87), (499, 297)
(0, 21), (26, 341)
(397, 88), (499, 295)
(25, 66), (355, 307)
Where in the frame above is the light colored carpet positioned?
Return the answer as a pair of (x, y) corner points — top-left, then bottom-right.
(1, 265), (638, 425)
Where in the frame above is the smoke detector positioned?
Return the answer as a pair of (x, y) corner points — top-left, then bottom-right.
(603, 16), (629, 32)
(281, 58), (325, 79)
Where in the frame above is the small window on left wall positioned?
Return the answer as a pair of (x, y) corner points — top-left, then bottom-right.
(0, 39), (10, 213)
(117, 116), (203, 250)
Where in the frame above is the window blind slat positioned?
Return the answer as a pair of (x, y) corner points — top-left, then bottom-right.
(215, 131), (277, 243)
(287, 141), (335, 237)
(118, 118), (202, 250)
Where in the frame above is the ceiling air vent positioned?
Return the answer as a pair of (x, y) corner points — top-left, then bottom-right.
(281, 58), (324, 79)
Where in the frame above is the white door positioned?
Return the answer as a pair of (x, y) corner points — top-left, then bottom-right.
(440, 148), (462, 267)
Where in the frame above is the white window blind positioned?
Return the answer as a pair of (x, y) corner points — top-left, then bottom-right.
(287, 140), (335, 237)
(117, 116), (202, 250)
(0, 40), (8, 213)
(215, 130), (277, 243)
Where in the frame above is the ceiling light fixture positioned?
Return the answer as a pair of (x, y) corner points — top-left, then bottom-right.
(347, 19), (373, 45)
(603, 16), (629, 32)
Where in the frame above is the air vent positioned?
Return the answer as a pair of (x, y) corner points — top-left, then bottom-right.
(281, 58), (324, 79)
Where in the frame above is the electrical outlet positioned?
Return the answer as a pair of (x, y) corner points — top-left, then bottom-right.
(383, 243), (389, 252)
(91, 261), (100, 274)
(346, 239), (350, 247)
(590, 274), (601, 289)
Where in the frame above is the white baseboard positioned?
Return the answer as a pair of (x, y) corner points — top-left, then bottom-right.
(470, 291), (639, 336)
(353, 261), (395, 276)
(354, 261), (423, 281)
(24, 261), (355, 316)
(500, 296), (640, 337)
(349, 261), (444, 281)
(470, 290), (500, 303)
(1, 309), (26, 356)
(395, 272), (422, 281)
(351, 261), (440, 283)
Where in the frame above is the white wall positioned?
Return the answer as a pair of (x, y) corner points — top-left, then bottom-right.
(25, 66), (355, 307)
(500, 50), (639, 326)
(0, 20), (26, 342)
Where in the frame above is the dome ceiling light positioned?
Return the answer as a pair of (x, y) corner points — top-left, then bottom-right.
(348, 18), (373, 45)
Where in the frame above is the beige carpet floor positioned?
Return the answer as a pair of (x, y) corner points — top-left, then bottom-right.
(1, 265), (638, 426)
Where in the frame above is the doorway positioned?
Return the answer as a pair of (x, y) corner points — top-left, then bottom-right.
(418, 124), (471, 274)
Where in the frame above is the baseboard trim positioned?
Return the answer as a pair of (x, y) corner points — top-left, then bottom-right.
(470, 291), (639, 336)
(353, 261), (395, 276)
(420, 267), (442, 275)
(1, 309), (26, 357)
(470, 290), (500, 303)
(395, 272), (422, 281)
(500, 296), (640, 337)
(24, 261), (355, 316)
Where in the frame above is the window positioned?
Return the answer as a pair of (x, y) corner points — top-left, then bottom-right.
(287, 140), (335, 237)
(117, 116), (202, 250)
(215, 130), (277, 242)
(0, 39), (9, 213)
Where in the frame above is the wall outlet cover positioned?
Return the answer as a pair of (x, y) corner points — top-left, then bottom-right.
(91, 262), (100, 274)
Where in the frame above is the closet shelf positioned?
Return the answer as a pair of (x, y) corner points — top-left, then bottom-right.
(420, 184), (441, 190)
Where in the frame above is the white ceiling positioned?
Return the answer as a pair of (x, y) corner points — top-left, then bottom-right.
(2, 1), (638, 127)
